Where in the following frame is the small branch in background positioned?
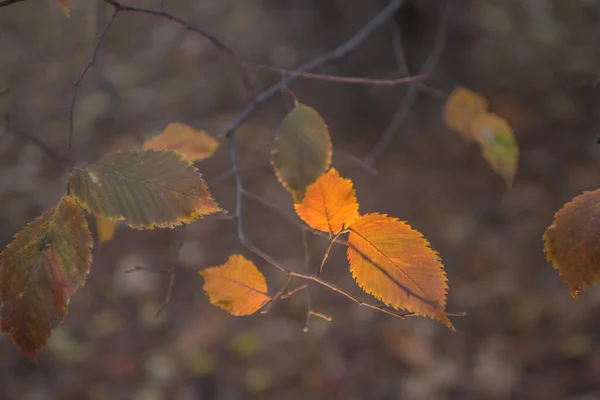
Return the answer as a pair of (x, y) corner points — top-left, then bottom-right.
(261, 275), (291, 314)
(67, 8), (119, 165)
(334, 146), (379, 176)
(364, 1), (452, 165)
(124, 265), (176, 317)
(219, 0), (407, 139)
(0, 0), (25, 7)
(103, 0), (255, 100)
(0, 87), (8, 96)
(280, 284), (308, 300)
(245, 63), (426, 86)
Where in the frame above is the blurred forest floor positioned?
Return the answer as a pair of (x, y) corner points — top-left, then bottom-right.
(2, 0), (600, 399)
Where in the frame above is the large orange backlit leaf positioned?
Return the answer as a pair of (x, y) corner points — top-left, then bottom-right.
(443, 86), (488, 141)
(68, 150), (222, 229)
(143, 122), (219, 162)
(347, 213), (453, 329)
(0, 196), (93, 361)
(271, 103), (332, 203)
(200, 255), (270, 316)
(470, 112), (519, 188)
(544, 189), (600, 298)
(294, 168), (359, 235)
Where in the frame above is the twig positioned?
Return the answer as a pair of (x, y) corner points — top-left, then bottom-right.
(280, 284), (308, 300)
(103, 0), (254, 100)
(6, 118), (71, 165)
(123, 265), (176, 317)
(334, 146), (379, 176)
(0, 0), (25, 7)
(245, 63), (426, 86)
(218, 0), (406, 139)
(364, 1), (451, 165)
(317, 231), (344, 276)
(260, 275), (291, 314)
(67, 8), (119, 165)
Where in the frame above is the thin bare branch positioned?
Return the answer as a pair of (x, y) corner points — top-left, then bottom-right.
(0, 0), (25, 7)
(219, 0), (406, 139)
(67, 8), (119, 165)
(280, 284), (308, 300)
(103, 0), (254, 99)
(334, 146), (379, 176)
(261, 275), (291, 314)
(5, 116), (70, 165)
(124, 265), (176, 317)
(246, 63), (426, 86)
(318, 231), (344, 276)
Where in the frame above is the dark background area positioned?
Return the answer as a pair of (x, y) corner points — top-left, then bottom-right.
(2, 0), (600, 399)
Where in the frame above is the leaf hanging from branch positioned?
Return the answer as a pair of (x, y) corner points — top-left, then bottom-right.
(271, 103), (332, 203)
(68, 150), (222, 229)
(200, 255), (271, 316)
(347, 213), (453, 329)
(543, 189), (600, 298)
(143, 122), (219, 162)
(443, 86), (488, 142)
(470, 112), (519, 188)
(0, 196), (92, 361)
(96, 216), (117, 245)
(294, 168), (359, 235)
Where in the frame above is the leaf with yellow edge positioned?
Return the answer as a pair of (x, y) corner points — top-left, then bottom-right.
(347, 213), (453, 329)
(143, 122), (219, 162)
(271, 103), (332, 203)
(200, 255), (270, 316)
(543, 189), (600, 298)
(57, 0), (70, 17)
(96, 216), (117, 245)
(294, 168), (359, 235)
(0, 195), (92, 361)
(68, 149), (221, 229)
(443, 86), (488, 141)
(470, 112), (519, 188)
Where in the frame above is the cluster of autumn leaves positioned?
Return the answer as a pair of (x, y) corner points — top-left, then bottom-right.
(1, 86), (599, 362)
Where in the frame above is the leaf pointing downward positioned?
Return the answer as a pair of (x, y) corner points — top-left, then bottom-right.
(294, 168), (359, 235)
(68, 150), (221, 229)
(0, 196), (92, 361)
(544, 189), (600, 298)
(347, 213), (453, 329)
(200, 255), (270, 316)
(271, 103), (332, 203)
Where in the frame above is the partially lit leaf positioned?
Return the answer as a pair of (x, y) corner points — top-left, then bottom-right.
(68, 150), (221, 229)
(143, 123), (219, 162)
(0, 196), (92, 361)
(347, 213), (452, 329)
(271, 103), (332, 202)
(200, 255), (270, 316)
(96, 216), (117, 245)
(57, 0), (70, 17)
(443, 86), (488, 141)
(544, 189), (600, 298)
(471, 112), (519, 188)
(294, 168), (359, 234)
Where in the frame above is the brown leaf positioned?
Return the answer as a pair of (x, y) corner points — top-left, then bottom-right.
(143, 123), (219, 162)
(0, 196), (92, 361)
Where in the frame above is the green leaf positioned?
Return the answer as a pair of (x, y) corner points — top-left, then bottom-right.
(271, 103), (332, 202)
(68, 150), (222, 229)
(0, 196), (93, 362)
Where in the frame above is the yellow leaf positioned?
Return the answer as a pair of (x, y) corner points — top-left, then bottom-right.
(96, 216), (117, 245)
(271, 103), (332, 203)
(200, 255), (270, 316)
(443, 86), (488, 141)
(68, 150), (221, 229)
(347, 213), (453, 329)
(543, 189), (600, 298)
(0, 196), (92, 361)
(470, 112), (519, 188)
(294, 168), (359, 235)
(143, 123), (219, 162)
(58, 0), (70, 17)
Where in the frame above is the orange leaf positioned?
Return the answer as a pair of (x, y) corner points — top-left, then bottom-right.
(96, 216), (117, 245)
(347, 213), (453, 329)
(294, 168), (359, 235)
(470, 112), (519, 188)
(0, 196), (92, 361)
(57, 0), (70, 17)
(200, 255), (270, 316)
(443, 86), (488, 141)
(143, 123), (219, 162)
(543, 189), (600, 298)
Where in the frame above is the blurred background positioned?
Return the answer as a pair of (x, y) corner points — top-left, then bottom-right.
(2, 0), (600, 399)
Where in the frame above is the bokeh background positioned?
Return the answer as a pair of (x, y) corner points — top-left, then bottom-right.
(2, 0), (600, 399)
